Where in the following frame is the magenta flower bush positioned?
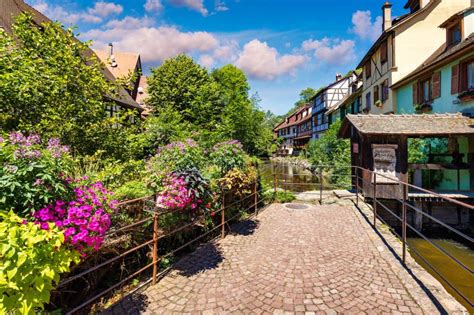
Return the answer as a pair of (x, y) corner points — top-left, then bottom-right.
(34, 182), (117, 254)
(210, 140), (246, 177)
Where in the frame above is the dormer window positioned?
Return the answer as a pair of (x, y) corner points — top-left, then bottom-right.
(447, 22), (462, 46)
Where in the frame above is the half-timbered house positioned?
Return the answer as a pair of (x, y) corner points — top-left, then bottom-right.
(357, 0), (472, 114)
(311, 73), (357, 139)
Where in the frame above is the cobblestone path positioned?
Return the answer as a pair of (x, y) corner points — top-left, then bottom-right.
(106, 203), (440, 314)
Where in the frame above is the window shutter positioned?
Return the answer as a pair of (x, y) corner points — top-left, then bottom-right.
(374, 85), (379, 102)
(413, 83), (418, 104)
(451, 64), (460, 94)
(432, 72), (441, 99)
(460, 62), (468, 92)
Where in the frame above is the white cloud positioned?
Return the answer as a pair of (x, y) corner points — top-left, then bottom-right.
(302, 38), (356, 66)
(199, 54), (215, 68)
(30, 0), (123, 24)
(87, 2), (123, 17)
(235, 40), (307, 80)
(144, 0), (163, 13)
(215, 0), (229, 12)
(105, 16), (154, 29)
(168, 0), (208, 16)
(84, 23), (219, 62)
(213, 40), (239, 61)
(350, 10), (382, 42)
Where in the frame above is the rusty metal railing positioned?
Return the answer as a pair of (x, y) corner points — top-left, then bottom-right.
(273, 164), (474, 309)
(62, 181), (266, 314)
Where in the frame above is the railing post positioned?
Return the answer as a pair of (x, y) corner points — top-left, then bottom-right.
(373, 172), (377, 228)
(221, 189), (225, 239)
(355, 169), (359, 207)
(152, 197), (158, 285)
(402, 183), (407, 264)
(273, 173), (277, 201)
(319, 168), (323, 205)
(254, 180), (258, 215)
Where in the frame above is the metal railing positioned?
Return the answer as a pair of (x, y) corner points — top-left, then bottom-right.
(60, 181), (267, 314)
(272, 164), (474, 309)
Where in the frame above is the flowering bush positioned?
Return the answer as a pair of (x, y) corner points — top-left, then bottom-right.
(147, 139), (204, 190)
(0, 211), (80, 314)
(219, 167), (257, 196)
(210, 140), (246, 177)
(34, 182), (116, 254)
(0, 132), (73, 216)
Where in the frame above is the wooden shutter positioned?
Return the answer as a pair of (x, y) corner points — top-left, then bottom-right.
(374, 85), (379, 102)
(432, 72), (441, 99)
(381, 41), (388, 63)
(451, 64), (460, 94)
(413, 82), (419, 104)
(460, 62), (468, 92)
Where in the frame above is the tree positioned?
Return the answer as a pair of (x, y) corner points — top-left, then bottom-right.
(306, 121), (351, 187)
(147, 55), (221, 137)
(0, 14), (140, 159)
(212, 65), (273, 155)
(285, 87), (320, 116)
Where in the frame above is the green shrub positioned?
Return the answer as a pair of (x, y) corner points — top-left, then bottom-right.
(113, 180), (152, 201)
(0, 211), (79, 314)
(209, 140), (246, 177)
(0, 133), (74, 217)
(218, 167), (257, 196)
(275, 191), (296, 203)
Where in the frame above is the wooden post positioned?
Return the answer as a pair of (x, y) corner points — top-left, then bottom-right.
(355, 169), (359, 207)
(221, 189), (225, 239)
(402, 183), (407, 264)
(319, 169), (323, 205)
(152, 199), (158, 285)
(373, 172), (377, 228)
(254, 181), (258, 215)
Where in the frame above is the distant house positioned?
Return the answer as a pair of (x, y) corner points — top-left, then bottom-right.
(273, 104), (312, 156)
(0, 0), (143, 118)
(94, 45), (150, 118)
(325, 72), (363, 123)
(357, 0), (472, 114)
(311, 73), (357, 139)
(392, 7), (474, 115)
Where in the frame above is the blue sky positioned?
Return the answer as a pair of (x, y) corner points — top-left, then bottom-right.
(27, 0), (406, 115)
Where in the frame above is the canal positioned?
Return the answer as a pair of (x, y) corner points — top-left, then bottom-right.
(262, 159), (474, 312)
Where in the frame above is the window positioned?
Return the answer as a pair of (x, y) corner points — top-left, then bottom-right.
(422, 79), (431, 102)
(468, 62), (474, 90)
(365, 61), (372, 79)
(380, 41), (388, 64)
(374, 85), (380, 103)
(365, 92), (372, 110)
(381, 79), (389, 102)
(447, 23), (462, 46)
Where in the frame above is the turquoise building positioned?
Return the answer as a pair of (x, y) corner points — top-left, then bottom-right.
(392, 7), (474, 191)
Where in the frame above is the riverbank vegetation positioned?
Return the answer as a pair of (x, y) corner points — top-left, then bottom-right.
(0, 15), (276, 313)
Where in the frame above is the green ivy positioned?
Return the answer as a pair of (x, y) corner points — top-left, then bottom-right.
(0, 211), (79, 314)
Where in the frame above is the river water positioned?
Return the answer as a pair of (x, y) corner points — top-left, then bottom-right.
(261, 160), (474, 312)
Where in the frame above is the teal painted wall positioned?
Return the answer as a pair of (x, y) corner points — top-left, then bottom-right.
(395, 52), (474, 115)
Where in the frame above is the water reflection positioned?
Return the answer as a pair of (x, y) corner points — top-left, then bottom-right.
(260, 160), (318, 193)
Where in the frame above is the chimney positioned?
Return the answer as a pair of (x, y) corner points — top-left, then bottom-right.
(336, 73), (342, 81)
(382, 2), (392, 32)
(108, 42), (114, 57)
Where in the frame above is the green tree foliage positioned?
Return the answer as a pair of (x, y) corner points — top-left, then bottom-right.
(285, 87), (321, 116)
(146, 57), (275, 156)
(0, 212), (80, 314)
(0, 14), (140, 159)
(306, 121), (351, 187)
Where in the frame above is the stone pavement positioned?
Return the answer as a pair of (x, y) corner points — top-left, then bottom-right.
(105, 203), (442, 314)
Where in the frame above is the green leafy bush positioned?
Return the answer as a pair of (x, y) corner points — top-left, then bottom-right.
(274, 191), (296, 203)
(114, 180), (152, 201)
(147, 139), (204, 190)
(210, 140), (246, 177)
(0, 132), (73, 217)
(219, 167), (257, 196)
(0, 211), (79, 314)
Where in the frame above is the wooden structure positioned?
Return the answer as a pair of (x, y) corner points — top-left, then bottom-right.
(339, 113), (474, 200)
